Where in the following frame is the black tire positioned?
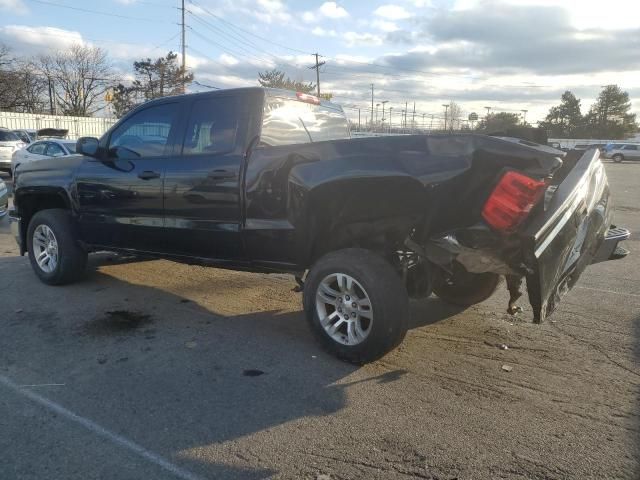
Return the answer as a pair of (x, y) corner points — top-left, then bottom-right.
(433, 268), (500, 307)
(612, 154), (624, 163)
(27, 209), (87, 285)
(303, 248), (409, 364)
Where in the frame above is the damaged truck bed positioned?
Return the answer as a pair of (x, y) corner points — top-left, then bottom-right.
(10, 87), (630, 363)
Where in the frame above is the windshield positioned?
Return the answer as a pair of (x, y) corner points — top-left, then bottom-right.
(260, 95), (350, 147)
(13, 131), (31, 143)
(0, 131), (20, 142)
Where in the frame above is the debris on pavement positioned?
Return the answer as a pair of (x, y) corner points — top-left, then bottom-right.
(502, 364), (513, 372)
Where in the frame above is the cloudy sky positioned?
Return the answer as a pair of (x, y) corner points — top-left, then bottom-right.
(1, 0), (639, 125)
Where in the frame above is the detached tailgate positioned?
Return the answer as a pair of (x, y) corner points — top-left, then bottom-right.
(523, 148), (619, 321)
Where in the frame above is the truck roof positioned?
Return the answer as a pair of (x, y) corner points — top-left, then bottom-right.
(140, 86), (344, 112)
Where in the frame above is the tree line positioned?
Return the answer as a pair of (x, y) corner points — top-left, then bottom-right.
(1, 43), (637, 140)
(538, 87), (637, 139)
(0, 43), (192, 118)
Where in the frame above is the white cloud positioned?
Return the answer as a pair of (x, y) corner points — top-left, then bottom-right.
(344, 32), (384, 47)
(374, 4), (412, 20)
(0, 25), (85, 51)
(312, 27), (338, 37)
(454, 0), (640, 30)
(302, 1), (349, 22)
(371, 19), (399, 32)
(219, 53), (239, 66)
(0, 0), (28, 14)
(253, 0), (291, 23)
(319, 1), (349, 18)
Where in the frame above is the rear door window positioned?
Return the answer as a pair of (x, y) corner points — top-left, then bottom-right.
(182, 96), (239, 156)
(46, 143), (65, 157)
(623, 145), (637, 150)
(260, 96), (350, 146)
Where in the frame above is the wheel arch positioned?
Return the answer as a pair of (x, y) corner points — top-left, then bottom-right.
(297, 176), (427, 267)
(15, 187), (72, 253)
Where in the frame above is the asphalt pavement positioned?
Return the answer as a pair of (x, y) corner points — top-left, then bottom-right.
(0, 164), (638, 479)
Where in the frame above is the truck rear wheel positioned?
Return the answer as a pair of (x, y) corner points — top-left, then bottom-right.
(27, 209), (87, 285)
(433, 268), (500, 307)
(303, 248), (409, 364)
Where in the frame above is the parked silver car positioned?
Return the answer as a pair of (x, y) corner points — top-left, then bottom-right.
(0, 128), (27, 175)
(11, 138), (77, 174)
(603, 143), (640, 163)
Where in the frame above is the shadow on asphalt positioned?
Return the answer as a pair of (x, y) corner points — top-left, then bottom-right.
(1, 253), (457, 479)
(634, 314), (640, 479)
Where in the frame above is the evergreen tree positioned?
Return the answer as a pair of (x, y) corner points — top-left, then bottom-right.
(257, 68), (315, 94)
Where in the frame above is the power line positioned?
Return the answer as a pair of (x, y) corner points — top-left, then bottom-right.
(187, 0), (311, 56)
(25, 0), (173, 23)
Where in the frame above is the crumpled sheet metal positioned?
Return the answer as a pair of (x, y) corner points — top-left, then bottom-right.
(424, 234), (518, 276)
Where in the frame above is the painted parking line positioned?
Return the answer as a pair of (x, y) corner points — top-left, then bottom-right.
(576, 285), (640, 298)
(0, 374), (205, 480)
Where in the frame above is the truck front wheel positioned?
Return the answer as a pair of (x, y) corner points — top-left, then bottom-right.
(27, 209), (88, 285)
(303, 248), (409, 364)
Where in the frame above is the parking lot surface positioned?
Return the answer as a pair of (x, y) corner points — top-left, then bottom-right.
(0, 163), (638, 480)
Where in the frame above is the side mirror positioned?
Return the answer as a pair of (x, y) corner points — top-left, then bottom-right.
(76, 137), (100, 157)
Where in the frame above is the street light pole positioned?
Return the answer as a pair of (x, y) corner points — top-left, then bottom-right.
(389, 107), (393, 132)
(442, 104), (449, 131)
(521, 109), (528, 125)
(381, 100), (388, 129)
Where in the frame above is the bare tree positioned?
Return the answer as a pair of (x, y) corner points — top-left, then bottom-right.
(0, 44), (48, 113)
(446, 101), (462, 132)
(38, 44), (112, 116)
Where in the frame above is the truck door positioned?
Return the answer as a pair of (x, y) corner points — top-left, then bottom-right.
(162, 93), (249, 260)
(75, 100), (183, 253)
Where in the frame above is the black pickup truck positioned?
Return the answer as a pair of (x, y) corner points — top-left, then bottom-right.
(10, 87), (630, 363)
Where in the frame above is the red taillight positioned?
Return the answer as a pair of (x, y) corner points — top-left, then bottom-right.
(296, 92), (321, 105)
(482, 171), (547, 233)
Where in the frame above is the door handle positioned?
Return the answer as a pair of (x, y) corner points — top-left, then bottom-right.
(138, 170), (160, 180)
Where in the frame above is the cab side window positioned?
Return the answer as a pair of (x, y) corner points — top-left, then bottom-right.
(27, 143), (46, 155)
(109, 102), (179, 158)
(46, 143), (65, 157)
(624, 145), (637, 151)
(182, 97), (238, 156)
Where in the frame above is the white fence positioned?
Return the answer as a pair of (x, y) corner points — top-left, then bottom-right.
(0, 111), (116, 139)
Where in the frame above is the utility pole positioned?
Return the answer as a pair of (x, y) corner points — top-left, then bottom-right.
(430, 114), (434, 131)
(47, 75), (54, 115)
(309, 53), (325, 98)
(389, 107), (393, 132)
(381, 100), (388, 129)
(181, 0), (186, 93)
(411, 102), (416, 132)
(358, 108), (361, 131)
(422, 113), (426, 131)
(370, 84), (374, 129)
(404, 101), (408, 130)
(442, 104), (449, 130)
(375, 103), (380, 127)
(521, 109), (528, 125)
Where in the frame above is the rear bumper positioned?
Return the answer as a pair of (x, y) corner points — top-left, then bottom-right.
(524, 148), (625, 322)
(592, 226), (630, 263)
